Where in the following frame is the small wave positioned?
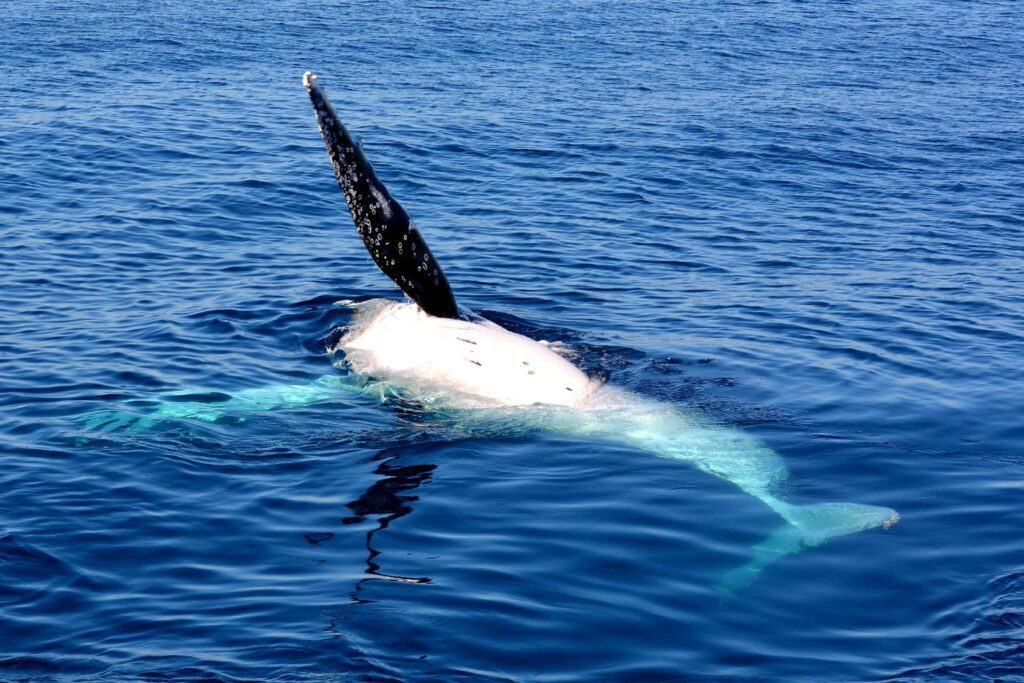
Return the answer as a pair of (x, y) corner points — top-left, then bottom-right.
(885, 570), (1024, 681)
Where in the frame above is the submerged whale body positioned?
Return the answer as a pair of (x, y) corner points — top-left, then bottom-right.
(86, 72), (899, 595)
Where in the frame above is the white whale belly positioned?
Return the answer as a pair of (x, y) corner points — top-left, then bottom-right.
(339, 301), (595, 407)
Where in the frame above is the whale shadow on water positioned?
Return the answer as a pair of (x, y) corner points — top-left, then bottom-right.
(342, 453), (438, 599)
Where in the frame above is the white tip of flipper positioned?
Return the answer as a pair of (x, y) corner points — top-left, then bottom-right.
(302, 71), (318, 89)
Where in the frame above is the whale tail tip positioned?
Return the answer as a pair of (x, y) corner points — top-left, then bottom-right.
(715, 500), (899, 598)
(776, 500), (899, 547)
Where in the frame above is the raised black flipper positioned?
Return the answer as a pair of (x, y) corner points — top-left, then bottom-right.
(303, 71), (459, 319)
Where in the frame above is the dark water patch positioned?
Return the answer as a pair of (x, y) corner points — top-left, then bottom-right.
(0, 534), (82, 607)
(885, 570), (1024, 682)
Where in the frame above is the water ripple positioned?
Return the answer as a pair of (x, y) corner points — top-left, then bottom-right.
(2, 0), (1023, 680)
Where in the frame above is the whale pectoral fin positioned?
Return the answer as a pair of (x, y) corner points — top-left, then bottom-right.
(80, 409), (160, 434)
(304, 71), (459, 319)
(76, 375), (371, 436)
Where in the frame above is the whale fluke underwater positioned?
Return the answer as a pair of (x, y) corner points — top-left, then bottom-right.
(83, 71), (899, 595)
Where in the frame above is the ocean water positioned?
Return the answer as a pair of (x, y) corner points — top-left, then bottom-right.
(2, 0), (1023, 680)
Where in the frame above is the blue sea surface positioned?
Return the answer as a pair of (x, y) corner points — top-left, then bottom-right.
(2, 1), (1023, 680)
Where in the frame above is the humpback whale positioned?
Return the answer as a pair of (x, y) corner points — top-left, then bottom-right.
(307, 70), (898, 592)
(85, 72), (899, 594)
